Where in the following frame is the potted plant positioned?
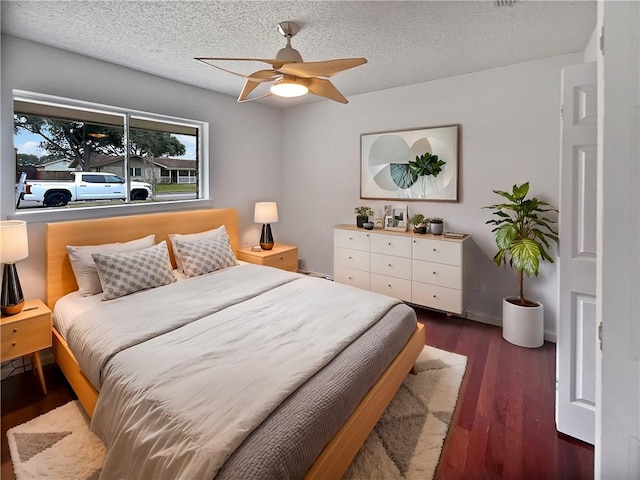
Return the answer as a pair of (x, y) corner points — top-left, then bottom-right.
(408, 152), (447, 197)
(409, 213), (427, 234)
(484, 182), (558, 348)
(354, 206), (374, 228)
(428, 217), (444, 235)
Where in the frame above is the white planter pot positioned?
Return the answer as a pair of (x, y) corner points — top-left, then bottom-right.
(502, 297), (544, 348)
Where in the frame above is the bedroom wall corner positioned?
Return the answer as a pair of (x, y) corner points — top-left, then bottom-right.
(1, 35), (284, 301)
(278, 52), (583, 341)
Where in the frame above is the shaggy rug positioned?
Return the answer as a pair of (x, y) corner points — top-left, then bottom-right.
(7, 345), (466, 480)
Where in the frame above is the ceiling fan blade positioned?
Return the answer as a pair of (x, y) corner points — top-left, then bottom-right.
(301, 78), (349, 104)
(238, 71), (280, 102)
(195, 57), (291, 72)
(279, 58), (368, 78)
(238, 91), (273, 103)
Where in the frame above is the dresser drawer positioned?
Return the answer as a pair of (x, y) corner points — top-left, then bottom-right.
(412, 260), (462, 290)
(412, 238), (461, 265)
(412, 283), (462, 314)
(371, 253), (411, 280)
(334, 266), (370, 290)
(370, 234), (412, 258)
(1, 314), (52, 361)
(334, 229), (370, 251)
(370, 274), (412, 302)
(334, 247), (370, 271)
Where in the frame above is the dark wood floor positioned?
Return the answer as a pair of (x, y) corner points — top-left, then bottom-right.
(1, 308), (593, 479)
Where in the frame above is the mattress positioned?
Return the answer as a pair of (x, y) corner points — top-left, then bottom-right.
(60, 264), (417, 479)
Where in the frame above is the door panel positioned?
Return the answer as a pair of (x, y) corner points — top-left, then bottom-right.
(556, 61), (597, 445)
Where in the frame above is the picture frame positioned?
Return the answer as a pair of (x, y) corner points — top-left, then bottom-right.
(360, 124), (460, 202)
(384, 204), (408, 231)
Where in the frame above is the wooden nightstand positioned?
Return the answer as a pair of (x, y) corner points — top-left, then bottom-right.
(237, 243), (298, 272)
(1, 298), (52, 395)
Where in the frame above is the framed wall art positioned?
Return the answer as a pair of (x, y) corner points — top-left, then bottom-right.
(360, 124), (460, 202)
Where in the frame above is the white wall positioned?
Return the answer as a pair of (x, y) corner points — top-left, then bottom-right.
(1, 35), (283, 301)
(279, 53), (583, 340)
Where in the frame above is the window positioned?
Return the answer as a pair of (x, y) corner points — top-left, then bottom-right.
(13, 91), (207, 212)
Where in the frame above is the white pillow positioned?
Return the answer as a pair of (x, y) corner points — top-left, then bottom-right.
(92, 241), (176, 301)
(169, 225), (227, 273)
(67, 235), (156, 296)
(171, 234), (238, 278)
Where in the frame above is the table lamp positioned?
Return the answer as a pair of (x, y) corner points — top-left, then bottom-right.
(1, 220), (29, 316)
(254, 202), (278, 250)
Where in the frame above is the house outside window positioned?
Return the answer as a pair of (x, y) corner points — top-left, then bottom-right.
(13, 91), (207, 212)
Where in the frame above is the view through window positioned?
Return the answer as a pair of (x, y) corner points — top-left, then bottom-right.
(13, 93), (205, 210)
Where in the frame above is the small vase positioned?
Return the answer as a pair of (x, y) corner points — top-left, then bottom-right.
(356, 216), (368, 228)
(430, 222), (444, 235)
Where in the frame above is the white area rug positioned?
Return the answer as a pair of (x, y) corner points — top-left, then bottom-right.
(7, 345), (466, 480)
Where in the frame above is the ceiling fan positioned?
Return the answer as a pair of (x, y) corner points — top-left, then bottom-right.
(195, 21), (367, 104)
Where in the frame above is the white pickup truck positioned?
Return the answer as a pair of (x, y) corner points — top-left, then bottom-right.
(20, 172), (153, 207)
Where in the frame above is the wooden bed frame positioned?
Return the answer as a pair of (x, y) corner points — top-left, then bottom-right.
(45, 208), (425, 480)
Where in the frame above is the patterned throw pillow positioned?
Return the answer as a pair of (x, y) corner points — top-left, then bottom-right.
(169, 225), (228, 273)
(172, 234), (238, 278)
(92, 241), (176, 301)
(67, 235), (156, 296)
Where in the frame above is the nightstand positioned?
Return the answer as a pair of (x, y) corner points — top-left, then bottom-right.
(237, 243), (298, 272)
(1, 298), (52, 395)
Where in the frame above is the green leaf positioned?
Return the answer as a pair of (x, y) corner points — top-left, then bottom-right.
(510, 238), (540, 276)
(496, 224), (517, 250)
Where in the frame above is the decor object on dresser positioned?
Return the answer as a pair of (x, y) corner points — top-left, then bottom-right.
(254, 202), (278, 250)
(1, 298), (52, 395)
(236, 243), (298, 272)
(0, 220), (29, 315)
(409, 213), (427, 234)
(360, 124), (459, 201)
(334, 225), (468, 315)
(429, 217), (444, 235)
(354, 206), (374, 228)
(484, 182), (558, 348)
(195, 21), (367, 104)
(384, 204), (408, 232)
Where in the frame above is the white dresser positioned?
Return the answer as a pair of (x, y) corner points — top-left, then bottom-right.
(333, 225), (468, 315)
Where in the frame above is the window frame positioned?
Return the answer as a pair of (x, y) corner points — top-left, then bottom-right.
(12, 90), (210, 223)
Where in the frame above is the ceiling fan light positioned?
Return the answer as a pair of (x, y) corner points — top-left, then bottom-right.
(270, 81), (308, 98)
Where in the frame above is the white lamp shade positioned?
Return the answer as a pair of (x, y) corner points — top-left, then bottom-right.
(0, 220), (29, 263)
(254, 202), (278, 224)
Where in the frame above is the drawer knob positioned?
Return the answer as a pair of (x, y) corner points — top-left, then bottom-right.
(388, 263), (392, 267)
(13, 328), (18, 333)
(349, 237), (353, 240)
(433, 248), (437, 252)
(388, 242), (391, 246)
(348, 256), (352, 259)
(280, 257), (284, 260)
(433, 295), (437, 298)
(366, 234), (369, 237)
(433, 271), (437, 275)
(388, 284), (392, 288)
(12, 342), (16, 347)
(348, 276), (352, 280)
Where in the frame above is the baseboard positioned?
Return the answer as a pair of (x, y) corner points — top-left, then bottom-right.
(466, 310), (557, 343)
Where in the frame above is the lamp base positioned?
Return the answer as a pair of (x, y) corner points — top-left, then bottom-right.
(1, 263), (25, 316)
(260, 224), (274, 250)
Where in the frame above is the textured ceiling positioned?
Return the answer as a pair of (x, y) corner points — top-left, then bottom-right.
(1, 1), (596, 108)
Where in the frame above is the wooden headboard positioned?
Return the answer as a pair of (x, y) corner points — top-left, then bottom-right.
(45, 208), (239, 309)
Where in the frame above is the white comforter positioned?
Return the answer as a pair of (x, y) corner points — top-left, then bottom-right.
(66, 264), (401, 480)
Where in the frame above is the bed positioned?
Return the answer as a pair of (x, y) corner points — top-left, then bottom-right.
(46, 208), (425, 479)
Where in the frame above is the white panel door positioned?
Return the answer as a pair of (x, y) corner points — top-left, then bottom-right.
(556, 61), (597, 445)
